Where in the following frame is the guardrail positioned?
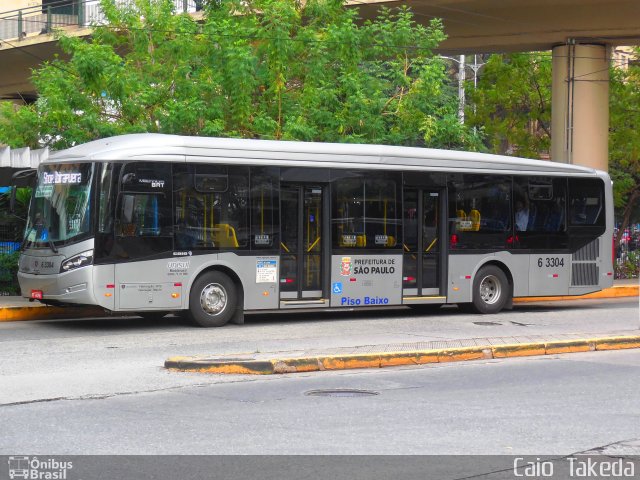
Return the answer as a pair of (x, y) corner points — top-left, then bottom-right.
(0, 0), (202, 43)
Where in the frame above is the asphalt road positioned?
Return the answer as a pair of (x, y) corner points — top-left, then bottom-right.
(0, 298), (637, 405)
(0, 298), (638, 458)
(0, 349), (639, 457)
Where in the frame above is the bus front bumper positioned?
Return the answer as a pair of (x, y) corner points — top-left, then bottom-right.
(18, 266), (97, 306)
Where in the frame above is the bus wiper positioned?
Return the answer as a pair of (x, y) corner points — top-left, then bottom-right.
(41, 218), (58, 253)
(19, 226), (34, 251)
(20, 222), (58, 253)
(47, 237), (58, 254)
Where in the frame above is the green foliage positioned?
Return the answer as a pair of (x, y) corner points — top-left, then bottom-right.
(467, 52), (551, 158)
(609, 53), (640, 245)
(0, 0), (480, 150)
(0, 188), (30, 241)
(468, 49), (640, 246)
(615, 250), (639, 279)
(0, 251), (20, 295)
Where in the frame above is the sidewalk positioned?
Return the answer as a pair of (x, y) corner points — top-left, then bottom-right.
(1, 279), (637, 322)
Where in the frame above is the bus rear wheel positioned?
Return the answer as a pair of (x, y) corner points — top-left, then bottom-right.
(470, 265), (510, 314)
(188, 271), (237, 327)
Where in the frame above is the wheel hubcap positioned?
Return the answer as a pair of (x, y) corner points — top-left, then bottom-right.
(200, 283), (227, 315)
(479, 275), (501, 305)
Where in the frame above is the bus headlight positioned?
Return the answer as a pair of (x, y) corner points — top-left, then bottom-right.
(60, 250), (94, 272)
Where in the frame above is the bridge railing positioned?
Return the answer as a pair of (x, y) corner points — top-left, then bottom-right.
(0, 0), (202, 43)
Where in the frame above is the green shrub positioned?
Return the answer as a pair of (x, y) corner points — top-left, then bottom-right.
(0, 251), (20, 295)
(615, 250), (640, 279)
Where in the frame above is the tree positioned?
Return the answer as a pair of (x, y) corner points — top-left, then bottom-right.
(469, 50), (640, 248)
(466, 52), (551, 159)
(0, 0), (480, 151)
(609, 52), (640, 247)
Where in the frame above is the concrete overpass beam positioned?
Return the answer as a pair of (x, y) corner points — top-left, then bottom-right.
(551, 43), (609, 171)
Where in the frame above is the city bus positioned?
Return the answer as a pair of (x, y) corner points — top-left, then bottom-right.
(16, 134), (614, 327)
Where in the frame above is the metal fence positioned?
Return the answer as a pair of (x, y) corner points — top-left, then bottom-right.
(0, 0), (202, 43)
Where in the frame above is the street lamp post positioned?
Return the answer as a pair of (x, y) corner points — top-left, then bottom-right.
(441, 54), (486, 125)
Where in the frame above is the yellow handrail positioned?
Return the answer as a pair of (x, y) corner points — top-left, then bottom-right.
(307, 236), (321, 252)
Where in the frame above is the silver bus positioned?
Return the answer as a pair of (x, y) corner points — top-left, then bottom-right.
(17, 134), (614, 326)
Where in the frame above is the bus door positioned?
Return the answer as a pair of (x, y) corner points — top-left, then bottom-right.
(280, 185), (325, 300)
(402, 189), (444, 297)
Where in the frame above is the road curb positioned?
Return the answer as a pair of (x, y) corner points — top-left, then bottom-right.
(164, 335), (640, 375)
(514, 284), (638, 303)
(0, 305), (107, 322)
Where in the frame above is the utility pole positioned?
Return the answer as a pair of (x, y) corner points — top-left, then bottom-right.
(457, 54), (466, 124)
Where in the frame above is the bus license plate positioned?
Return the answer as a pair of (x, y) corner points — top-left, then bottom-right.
(31, 290), (43, 300)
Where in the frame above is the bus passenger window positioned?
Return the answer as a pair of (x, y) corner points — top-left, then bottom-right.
(448, 174), (511, 249)
(250, 169), (279, 249)
(173, 165), (249, 250)
(331, 172), (401, 249)
(117, 194), (164, 237)
(512, 176), (568, 250)
(568, 178), (605, 226)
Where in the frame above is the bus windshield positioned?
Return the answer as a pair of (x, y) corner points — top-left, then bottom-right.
(24, 163), (94, 248)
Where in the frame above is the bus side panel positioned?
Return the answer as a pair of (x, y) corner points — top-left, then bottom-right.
(93, 264), (115, 310)
(214, 253), (279, 310)
(112, 253), (279, 311)
(329, 254), (403, 307)
(115, 259), (183, 310)
(448, 252), (529, 303)
(528, 253), (571, 296)
(447, 255), (476, 303)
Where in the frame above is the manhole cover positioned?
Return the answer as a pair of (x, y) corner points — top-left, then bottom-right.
(473, 321), (502, 326)
(305, 389), (379, 398)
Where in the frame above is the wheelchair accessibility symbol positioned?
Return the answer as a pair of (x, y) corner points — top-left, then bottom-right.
(332, 282), (343, 294)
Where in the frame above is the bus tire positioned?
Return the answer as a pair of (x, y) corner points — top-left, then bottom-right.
(188, 271), (237, 327)
(470, 265), (509, 314)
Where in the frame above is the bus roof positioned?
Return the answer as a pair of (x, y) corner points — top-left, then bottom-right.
(47, 133), (602, 176)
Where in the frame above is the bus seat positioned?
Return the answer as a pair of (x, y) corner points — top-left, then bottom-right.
(469, 209), (481, 231)
(356, 235), (367, 247)
(212, 223), (239, 248)
(385, 235), (396, 247)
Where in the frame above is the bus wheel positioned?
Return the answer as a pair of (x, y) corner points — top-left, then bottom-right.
(470, 265), (509, 314)
(188, 271), (237, 327)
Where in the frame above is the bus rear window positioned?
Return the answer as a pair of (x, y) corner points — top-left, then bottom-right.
(568, 178), (605, 226)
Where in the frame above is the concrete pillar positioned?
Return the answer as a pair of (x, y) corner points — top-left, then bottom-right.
(551, 43), (609, 171)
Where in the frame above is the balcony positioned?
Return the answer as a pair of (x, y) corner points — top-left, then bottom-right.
(0, 0), (202, 44)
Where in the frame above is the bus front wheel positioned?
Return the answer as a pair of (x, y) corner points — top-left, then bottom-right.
(188, 271), (237, 327)
(470, 265), (510, 314)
